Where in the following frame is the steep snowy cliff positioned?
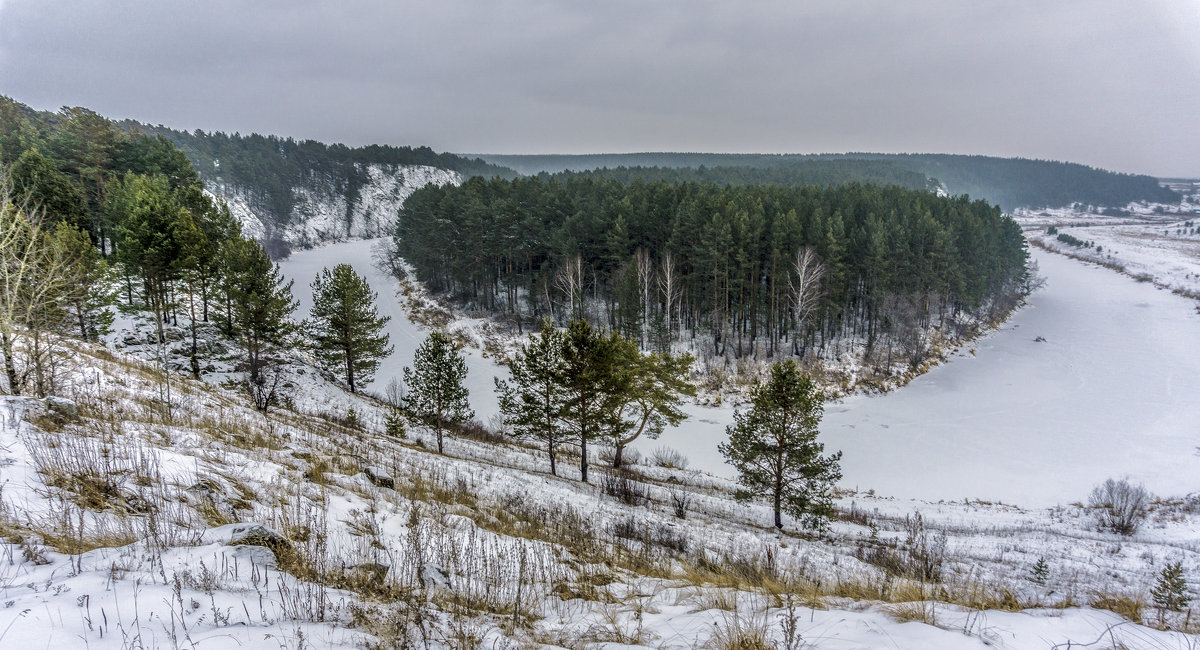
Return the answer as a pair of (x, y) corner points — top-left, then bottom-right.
(206, 163), (460, 250)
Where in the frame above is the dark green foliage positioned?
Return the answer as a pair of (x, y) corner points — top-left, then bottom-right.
(48, 222), (115, 342)
(10, 149), (86, 231)
(1056, 232), (1089, 248)
(1150, 562), (1189, 617)
(546, 160), (932, 191)
(307, 264), (393, 393)
(609, 346), (695, 468)
(396, 175), (1029, 359)
(497, 318), (695, 479)
(221, 238), (297, 395)
(1030, 557), (1050, 585)
(384, 411), (406, 439)
(495, 318), (570, 475)
(108, 173), (185, 321)
(719, 359), (842, 530)
(403, 331), (473, 454)
(558, 320), (629, 484)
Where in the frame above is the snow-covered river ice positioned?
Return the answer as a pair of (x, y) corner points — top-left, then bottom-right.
(281, 239), (1200, 507)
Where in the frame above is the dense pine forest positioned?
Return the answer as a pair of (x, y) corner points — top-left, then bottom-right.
(479, 152), (1179, 211)
(121, 122), (517, 228)
(394, 175), (1030, 370)
(0, 95), (303, 398)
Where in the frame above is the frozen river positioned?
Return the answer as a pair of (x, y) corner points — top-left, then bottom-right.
(277, 239), (506, 419)
(281, 241), (1200, 507)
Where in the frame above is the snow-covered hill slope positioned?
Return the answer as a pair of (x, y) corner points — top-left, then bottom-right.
(2, 333), (1197, 648)
(205, 164), (460, 250)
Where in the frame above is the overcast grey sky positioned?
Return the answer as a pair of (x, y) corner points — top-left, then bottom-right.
(1, 1), (1197, 176)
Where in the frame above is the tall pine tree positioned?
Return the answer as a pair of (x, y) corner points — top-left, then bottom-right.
(404, 330), (472, 454)
(559, 320), (628, 483)
(719, 359), (842, 530)
(307, 264), (392, 393)
(221, 237), (297, 398)
(495, 318), (569, 475)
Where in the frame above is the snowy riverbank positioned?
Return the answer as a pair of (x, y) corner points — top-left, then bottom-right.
(280, 240), (1200, 508)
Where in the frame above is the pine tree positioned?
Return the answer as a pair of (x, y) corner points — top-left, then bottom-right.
(47, 221), (114, 342)
(403, 331), (472, 454)
(495, 318), (569, 475)
(609, 346), (695, 468)
(719, 359), (842, 530)
(308, 264), (392, 393)
(1150, 561), (1189, 627)
(10, 149), (87, 233)
(221, 237), (296, 399)
(1030, 557), (1050, 585)
(559, 320), (628, 483)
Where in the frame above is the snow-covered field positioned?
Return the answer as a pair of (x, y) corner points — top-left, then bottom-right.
(2, 330), (1198, 648)
(1014, 190), (1200, 296)
(1027, 220), (1200, 297)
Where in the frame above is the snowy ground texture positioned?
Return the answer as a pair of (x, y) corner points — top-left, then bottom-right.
(2, 326), (1198, 648)
(1015, 187), (1200, 297)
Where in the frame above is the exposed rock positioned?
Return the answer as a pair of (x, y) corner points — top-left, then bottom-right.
(420, 563), (450, 590)
(43, 396), (79, 419)
(363, 465), (395, 489)
(225, 523), (294, 566)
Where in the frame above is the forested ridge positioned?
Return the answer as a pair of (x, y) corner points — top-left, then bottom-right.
(395, 175), (1030, 368)
(0, 94), (302, 398)
(543, 159), (933, 192)
(479, 152), (1179, 211)
(121, 122), (518, 227)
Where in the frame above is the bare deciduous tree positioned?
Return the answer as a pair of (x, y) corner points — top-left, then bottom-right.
(659, 251), (681, 345)
(636, 248), (653, 350)
(0, 174), (74, 396)
(789, 247), (825, 355)
(554, 254), (585, 323)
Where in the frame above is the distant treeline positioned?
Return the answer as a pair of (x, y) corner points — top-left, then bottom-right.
(543, 159), (933, 191)
(858, 153), (1179, 212)
(478, 152), (1179, 211)
(395, 175), (1029, 360)
(120, 123), (519, 226)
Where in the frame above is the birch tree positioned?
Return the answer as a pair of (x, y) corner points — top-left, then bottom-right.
(790, 247), (825, 355)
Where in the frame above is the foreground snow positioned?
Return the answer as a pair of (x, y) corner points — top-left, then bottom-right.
(1, 338), (1196, 649)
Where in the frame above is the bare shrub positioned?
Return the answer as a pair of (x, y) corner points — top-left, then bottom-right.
(1089, 478), (1148, 535)
(903, 512), (947, 583)
(706, 610), (771, 650)
(670, 488), (691, 519)
(855, 512), (946, 583)
(22, 430), (160, 512)
(601, 469), (647, 506)
(246, 361), (287, 411)
(651, 445), (689, 470)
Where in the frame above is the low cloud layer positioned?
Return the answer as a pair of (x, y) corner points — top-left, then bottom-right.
(2, 0), (1197, 175)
